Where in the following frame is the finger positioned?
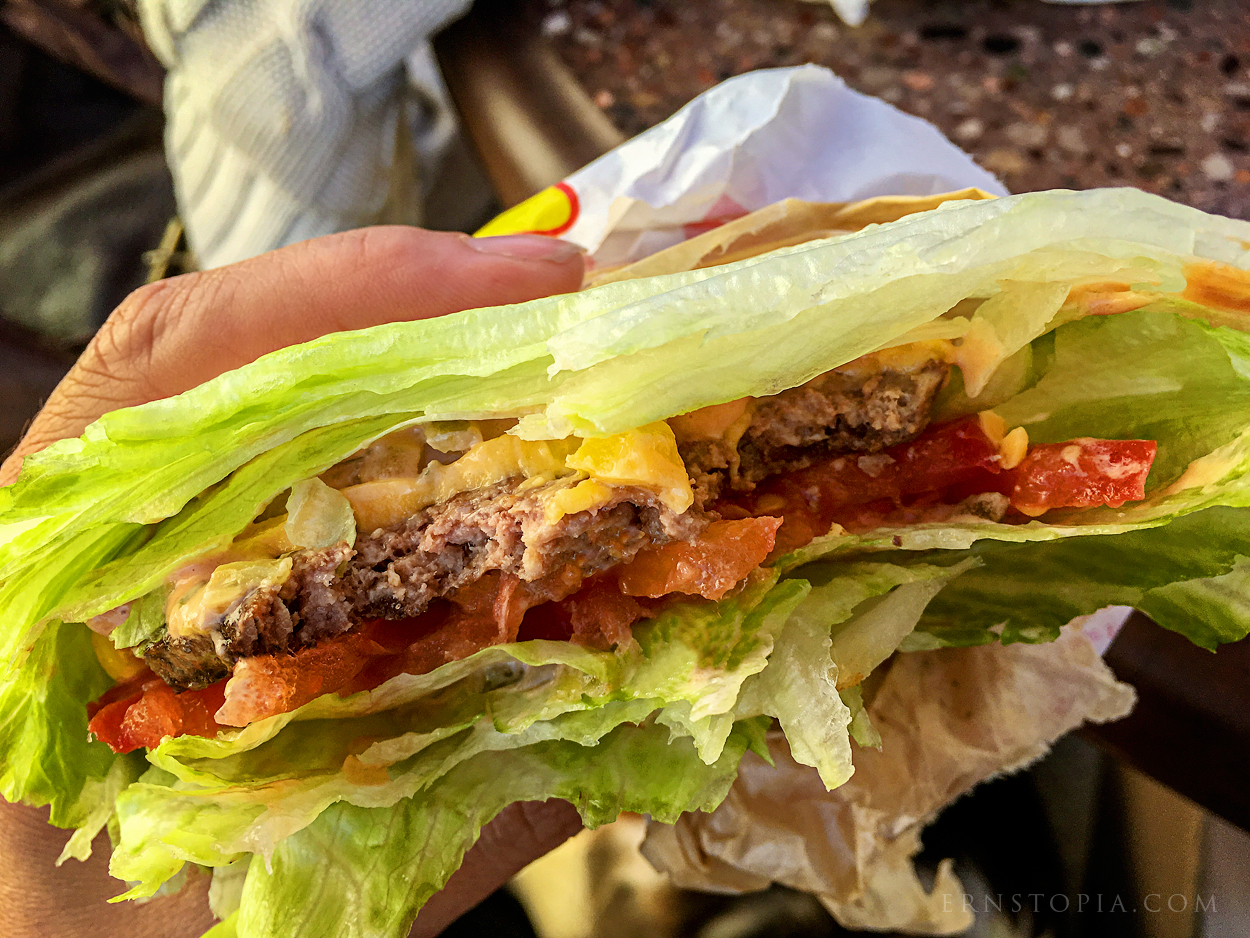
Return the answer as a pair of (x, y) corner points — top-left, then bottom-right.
(2, 229), (584, 483)
(0, 801), (216, 938)
(409, 799), (582, 938)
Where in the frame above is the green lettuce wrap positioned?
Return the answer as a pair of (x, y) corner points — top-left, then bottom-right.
(2, 187), (1250, 938)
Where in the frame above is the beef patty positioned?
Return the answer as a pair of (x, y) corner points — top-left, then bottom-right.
(143, 360), (947, 689)
(679, 361), (949, 505)
(144, 477), (704, 690)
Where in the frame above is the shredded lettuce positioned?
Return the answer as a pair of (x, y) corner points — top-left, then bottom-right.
(0, 619), (118, 824)
(284, 478), (356, 549)
(230, 719), (762, 938)
(111, 589), (166, 650)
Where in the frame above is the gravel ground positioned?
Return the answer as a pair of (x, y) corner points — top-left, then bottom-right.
(530, 0), (1250, 219)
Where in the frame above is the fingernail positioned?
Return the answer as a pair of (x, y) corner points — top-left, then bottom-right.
(468, 234), (585, 263)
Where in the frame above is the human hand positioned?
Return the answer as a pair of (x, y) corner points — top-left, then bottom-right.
(0, 227), (587, 936)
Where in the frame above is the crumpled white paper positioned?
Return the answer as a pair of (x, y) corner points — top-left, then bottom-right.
(551, 65), (1006, 267)
(641, 625), (1137, 934)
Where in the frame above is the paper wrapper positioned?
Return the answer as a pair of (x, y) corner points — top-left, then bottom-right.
(640, 625), (1137, 935)
(582, 188), (997, 288)
(476, 65), (1005, 265)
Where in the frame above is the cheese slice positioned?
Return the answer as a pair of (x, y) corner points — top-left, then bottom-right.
(166, 557), (293, 640)
(343, 423), (694, 534)
(564, 423), (693, 515)
(343, 436), (581, 536)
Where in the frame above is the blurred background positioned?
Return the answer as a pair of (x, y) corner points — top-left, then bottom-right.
(1, 1), (1247, 936)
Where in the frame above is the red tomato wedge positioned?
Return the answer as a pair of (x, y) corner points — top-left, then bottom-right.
(1010, 438), (1156, 516)
(726, 417), (1158, 547)
(215, 632), (385, 727)
(89, 678), (228, 754)
(617, 517), (782, 600)
(786, 415), (1005, 508)
(732, 415), (1009, 546)
(87, 696), (143, 752)
(564, 586), (649, 647)
(516, 579), (651, 649)
(86, 666), (154, 721)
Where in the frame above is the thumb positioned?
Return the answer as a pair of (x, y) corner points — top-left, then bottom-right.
(409, 800), (583, 938)
(2, 228), (584, 483)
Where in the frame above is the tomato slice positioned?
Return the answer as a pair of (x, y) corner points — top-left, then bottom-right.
(87, 694), (144, 752)
(177, 681), (229, 739)
(89, 678), (229, 754)
(789, 415), (1003, 507)
(86, 666), (155, 720)
(730, 415), (1008, 544)
(1010, 438), (1156, 516)
(567, 589), (648, 648)
(114, 683), (185, 751)
(618, 517), (782, 600)
(533, 578), (651, 649)
(725, 417), (1158, 544)
(215, 631), (385, 727)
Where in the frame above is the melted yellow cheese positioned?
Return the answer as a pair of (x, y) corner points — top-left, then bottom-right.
(999, 427), (1029, 470)
(977, 411), (1007, 446)
(564, 422), (693, 515)
(166, 557), (293, 639)
(947, 318), (1005, 398)
(343, 436), (581, 535)
(91, 631), (148, 682)
(978, 411), (1029, 469)
(835, 340), (953, 380)
(668, 399), (751, 442)
(343, 423), (695, 533)
(544, 478), (615, 523)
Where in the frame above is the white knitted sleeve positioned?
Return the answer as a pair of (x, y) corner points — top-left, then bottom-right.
(138, 0), (472, 268)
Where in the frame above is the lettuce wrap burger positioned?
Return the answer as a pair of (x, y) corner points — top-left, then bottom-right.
(2, 187), (1250, 938)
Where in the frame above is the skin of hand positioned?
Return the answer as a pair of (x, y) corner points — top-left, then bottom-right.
(0, 226), (587, 937)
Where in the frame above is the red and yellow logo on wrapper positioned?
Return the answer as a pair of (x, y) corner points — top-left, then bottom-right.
(474, 182), (580, 238)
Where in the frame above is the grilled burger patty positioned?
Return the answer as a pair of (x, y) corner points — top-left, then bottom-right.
(142, 359), (949, 690)
(144, 477), (702, 689)
(680, 360), (949, 504)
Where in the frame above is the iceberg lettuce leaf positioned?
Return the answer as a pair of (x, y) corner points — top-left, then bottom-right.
(910, 506), (1250, 650)
(737, 561), (971, 788)
(229, 718), (761, 938)
(0, 619), (119, 825)
(993, 308), (1250, 487)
